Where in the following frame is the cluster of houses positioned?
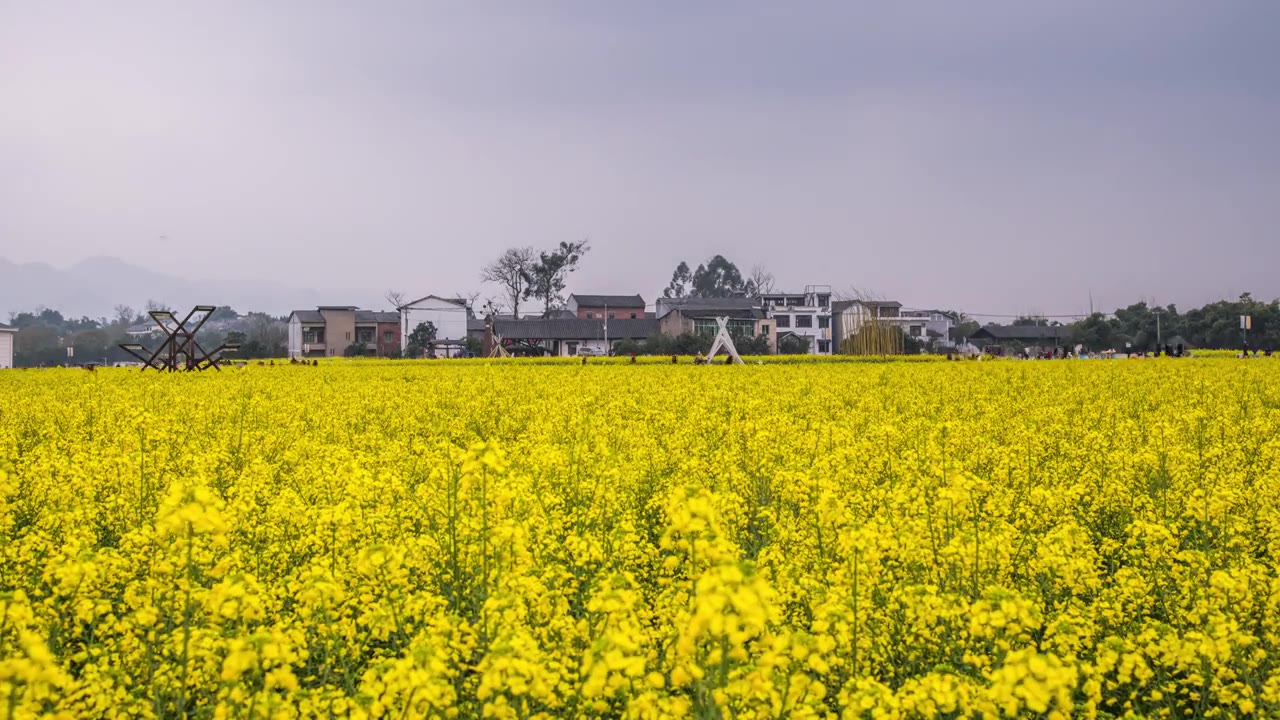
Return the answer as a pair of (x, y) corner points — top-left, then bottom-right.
(285, 286), (972, 359)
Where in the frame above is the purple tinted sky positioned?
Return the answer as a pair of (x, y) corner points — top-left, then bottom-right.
(2, 1), (1278, 315)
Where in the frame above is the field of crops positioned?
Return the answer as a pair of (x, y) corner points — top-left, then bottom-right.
(2, 358), (1279, 718)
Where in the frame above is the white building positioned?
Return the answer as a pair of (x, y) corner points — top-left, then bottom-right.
(0, 323), (14, 368)
(898, 309), (958, 348)
(760, 285), (833, 354)
(399, 295), (473, 357)
(832, 300), (958, 351)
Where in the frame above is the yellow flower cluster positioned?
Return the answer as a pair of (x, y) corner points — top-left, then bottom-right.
(1, 358), (1278, 718)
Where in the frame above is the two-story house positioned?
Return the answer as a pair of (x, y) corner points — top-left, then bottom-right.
(898, 309), (958, 347)
(287, 306), (401, 358)
(654, 297), (776, 352)
(760, 285), (833, 354)
(566, 294), (647, 320)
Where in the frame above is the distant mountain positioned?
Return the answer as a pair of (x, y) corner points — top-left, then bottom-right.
(0, 256), (387, 319)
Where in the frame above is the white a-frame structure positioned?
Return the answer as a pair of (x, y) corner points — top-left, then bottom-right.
(705, 316), (745, 365)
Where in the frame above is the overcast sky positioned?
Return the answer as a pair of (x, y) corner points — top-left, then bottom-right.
(2, 1), (1278, 316)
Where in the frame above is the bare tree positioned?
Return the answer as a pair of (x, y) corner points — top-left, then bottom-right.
(481, 246), (535, 319)
(385, 290), (406, 309)
(112, 304), (136, 327)
(145, 299), (170, 313)
(459, 291), (482, 313)
(834, 285), (885, 303)
(747, 265), (776, 297)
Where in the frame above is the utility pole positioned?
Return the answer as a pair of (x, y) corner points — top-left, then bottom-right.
(1153, 308), (1164, 349)
(604, 303), (608, 354)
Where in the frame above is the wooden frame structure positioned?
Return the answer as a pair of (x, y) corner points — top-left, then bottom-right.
(118, 305), (240, 371)
(704, 317), (745, 365)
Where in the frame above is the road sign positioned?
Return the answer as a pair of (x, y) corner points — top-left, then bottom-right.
(1241, 315), (1252, 330)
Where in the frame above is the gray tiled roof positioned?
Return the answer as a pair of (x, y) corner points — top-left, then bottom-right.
(657, 297), (764, 320)
(471, 317), (659, 341)
(290, 309), (398, 324)
(570, 294), (645, 308)
(0, 322), (15, 331)
(971, 324), (1066, 341)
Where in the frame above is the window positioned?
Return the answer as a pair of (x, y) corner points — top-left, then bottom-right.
(910, 325), (922, 337)
(694, 318), (754, 337)
(817, 295), (830, 307)
(585, 312), (594, 319)
(775, 315), (791, 328)
(630, 312), (638, 319)
(608, 312), (616, 320)
(796, 315), (813, 328)
(303, 329), (325, 344)
(356, 328), (374, 344)
(383, 331), (393, 343)
(566, 341), (579, 356)
(345, 331), (351, 341)
(818, 340), (830, 353)
(760, 324), (769, 334)
(818, 316), (830, 329)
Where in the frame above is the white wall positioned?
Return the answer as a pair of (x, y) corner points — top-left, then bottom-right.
(0, 331), (13, 368)
(287, 316), (302, 358)
(401, 297), (470, 353)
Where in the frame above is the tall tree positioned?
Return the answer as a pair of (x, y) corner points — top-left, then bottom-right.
(72, 329), (110, 362)
(481, 247), (536, 319)
(746, 265), (776, 297)
(664, 261), (692, 299)
(384, 290), (406, 309)
(405, 321), (438, 358)
(209, 306), (239, 322)
(113, 304), (136, 328)
(690, 255), (746, 298)
(524, 240), (591, 317)
(245, 314), (287, 358)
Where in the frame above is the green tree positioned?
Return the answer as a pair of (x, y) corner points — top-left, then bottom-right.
(482, 247), (536, 319)
(663, 261), (693, 299)
(691, 255), (746, 298)
(523, 240), (591, 317)
(777, 334), (811, 355)
(72, 329), (110, 363)
(405, 321), (438, 358)
(462, 335), (482, 358)
(14, 326), (62, 367)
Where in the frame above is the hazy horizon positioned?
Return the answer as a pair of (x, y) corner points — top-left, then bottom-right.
(3, 2), (1278, 318)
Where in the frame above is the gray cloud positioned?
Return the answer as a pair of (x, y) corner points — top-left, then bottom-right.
(2, 1), (1277, 317)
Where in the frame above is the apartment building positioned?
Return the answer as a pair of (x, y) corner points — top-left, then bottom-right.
(760, 285), (833, 354)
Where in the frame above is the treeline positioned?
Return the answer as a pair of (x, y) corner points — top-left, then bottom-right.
(6, 306), (288, 367)
(1007, 294), (1279, 351)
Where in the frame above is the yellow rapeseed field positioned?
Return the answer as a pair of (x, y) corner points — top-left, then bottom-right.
(2, 359), (1279, 719)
